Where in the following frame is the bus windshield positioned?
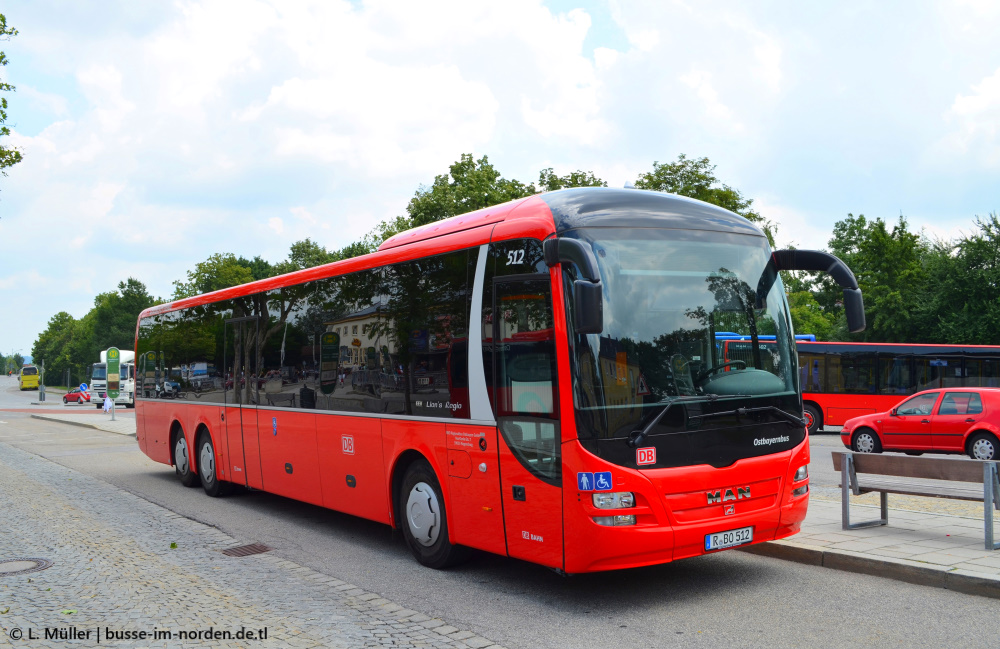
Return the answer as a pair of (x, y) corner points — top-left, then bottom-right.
(565, 227), (798, 441)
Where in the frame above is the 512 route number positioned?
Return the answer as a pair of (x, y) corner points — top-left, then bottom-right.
(506, 250), (525, 266)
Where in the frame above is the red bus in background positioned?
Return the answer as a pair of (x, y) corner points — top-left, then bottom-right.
(723, 340), (1000, 435)
(134, 187), (864, 573)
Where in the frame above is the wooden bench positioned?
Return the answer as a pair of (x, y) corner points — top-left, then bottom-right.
(832, 451), (1000, 550)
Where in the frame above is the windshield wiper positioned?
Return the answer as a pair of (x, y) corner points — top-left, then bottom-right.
(627, 394), (721, 448)
(688, 405), (806, 428)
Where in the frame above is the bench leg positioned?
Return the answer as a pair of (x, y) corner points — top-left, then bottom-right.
(985, 463), (1000, 551)
(841, 453), (888, 530)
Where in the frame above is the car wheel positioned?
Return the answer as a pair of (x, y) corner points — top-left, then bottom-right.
(968, 432), (999, 461)
(197, 432), (228, 497)
(173, 430), (199, 488)
(62, 396), (68, 404)
(803, 403), (822, 435)
(399, 459), (469, 569)
(852, 428), (882, 454)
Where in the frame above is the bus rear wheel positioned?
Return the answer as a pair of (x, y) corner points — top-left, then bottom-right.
(803, 403), (822, 435)
(173, 429), (199, 488)
(197, 432), (229, 497)
(399, 460), (469, 569)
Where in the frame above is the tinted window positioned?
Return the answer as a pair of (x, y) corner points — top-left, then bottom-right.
(878, 354), (913, 395)
(254, 248), (477, 418)
(915, 357), (962, 391)
(939, 392), (983, 416)
(897, 392), (938, 415)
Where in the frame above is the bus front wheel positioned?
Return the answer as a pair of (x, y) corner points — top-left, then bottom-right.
(399, 460), (468, 569)
(803, 403), (822, 435)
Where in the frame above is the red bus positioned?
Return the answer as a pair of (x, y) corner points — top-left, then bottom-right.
(134, 187), (865, 572)
(722, 340), (1000, 435)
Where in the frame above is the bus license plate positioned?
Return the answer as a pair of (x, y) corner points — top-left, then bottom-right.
(705, 526), (753, 551)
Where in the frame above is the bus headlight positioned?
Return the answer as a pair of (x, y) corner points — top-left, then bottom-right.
(592, 492), (634, 509)
(593, 515), (637, 526)
(794, 465), (808, 481)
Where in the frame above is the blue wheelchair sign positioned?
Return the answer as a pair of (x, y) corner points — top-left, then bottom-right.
(594, 471), (613, 491)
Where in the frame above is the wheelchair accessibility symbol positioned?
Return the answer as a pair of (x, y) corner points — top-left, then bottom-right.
(578, 471), (614, 492)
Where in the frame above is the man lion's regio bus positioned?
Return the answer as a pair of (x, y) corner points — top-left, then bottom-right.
(134, 188), (865, 572)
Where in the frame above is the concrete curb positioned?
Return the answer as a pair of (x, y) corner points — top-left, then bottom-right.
(740, 540), (1000, 600)
(29, 413), (137, 438)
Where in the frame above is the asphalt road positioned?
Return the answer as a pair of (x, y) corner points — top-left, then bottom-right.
(4, 376), (1000, 649)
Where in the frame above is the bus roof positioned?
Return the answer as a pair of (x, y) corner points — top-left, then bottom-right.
(139, 187), (764, 321)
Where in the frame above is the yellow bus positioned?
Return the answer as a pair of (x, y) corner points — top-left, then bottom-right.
(19, 365), (39, 390)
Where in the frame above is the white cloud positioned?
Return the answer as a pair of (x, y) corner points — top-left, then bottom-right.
(941, 66), (1000, 165)
(269, 217), (285, 234)
(679, 70), (743, 134)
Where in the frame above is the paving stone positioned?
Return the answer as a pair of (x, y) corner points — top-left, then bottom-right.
(0, 440), (498, 649)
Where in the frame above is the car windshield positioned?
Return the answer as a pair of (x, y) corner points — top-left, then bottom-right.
(564, 227), (798, 440)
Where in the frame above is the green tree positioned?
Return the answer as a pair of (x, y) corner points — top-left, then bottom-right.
(786, 291), (836, 340)
(919, 213), (1000, 344)
(0, 14), (23, 184)
(537, 168), (607, 191)
(92, 278), (157, 351)
(406, 154), (536, 228)
(634, 154), (774, 243)
(30, 312), (77, 386)
(823, 213), (928, 342)
(172, 253), (255, 299)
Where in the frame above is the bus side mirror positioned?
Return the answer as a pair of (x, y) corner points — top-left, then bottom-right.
(544, 237), (604, 334)
(574, 280), (604, 334)
(762, 249), (867, 333)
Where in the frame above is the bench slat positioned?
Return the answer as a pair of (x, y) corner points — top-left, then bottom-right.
(832, 450), (987, 483)
(844, 478), (985, 501)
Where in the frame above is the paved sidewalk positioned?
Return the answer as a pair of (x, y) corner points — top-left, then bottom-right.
(0, 443), (506, 649)
(744, 486), (1000, 598)
(29, 411), (136, 437)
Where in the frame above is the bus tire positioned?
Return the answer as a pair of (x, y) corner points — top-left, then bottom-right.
(968, 432), (999, 461)
(399, 459), (469, 569)
(851, 428), (882, 454)
(197, 431), (229, 497)
(803, 403), (822, 435)
(173, 427), (199, 488)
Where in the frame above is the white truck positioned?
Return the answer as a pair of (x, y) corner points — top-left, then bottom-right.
(90, 349), (136, 408)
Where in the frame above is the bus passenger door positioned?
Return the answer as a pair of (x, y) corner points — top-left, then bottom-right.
(225, 317), (263, 489)
(493, 278), (564, 569)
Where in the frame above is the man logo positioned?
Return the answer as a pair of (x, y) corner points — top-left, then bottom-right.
(706, 486), (751, 504)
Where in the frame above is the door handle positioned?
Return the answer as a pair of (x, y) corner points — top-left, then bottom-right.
(221, 413), (225, 421)
(921, 419), (930, 424)
(966, 418), (976, 423)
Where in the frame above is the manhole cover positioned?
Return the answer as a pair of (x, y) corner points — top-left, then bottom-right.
(222, 543), (272, 557)
(0, 558), (53, 576)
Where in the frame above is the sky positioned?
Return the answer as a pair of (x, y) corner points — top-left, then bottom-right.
(2, 0), (999, 359)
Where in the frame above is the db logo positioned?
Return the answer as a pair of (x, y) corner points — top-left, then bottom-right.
(522, 531), (530, 540)
(636, 447), (656, 466)
(342, 435), (355, 455)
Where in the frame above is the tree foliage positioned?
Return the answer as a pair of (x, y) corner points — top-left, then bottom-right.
(0, 14), (22, 181)
(634, 154), (774, 244)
